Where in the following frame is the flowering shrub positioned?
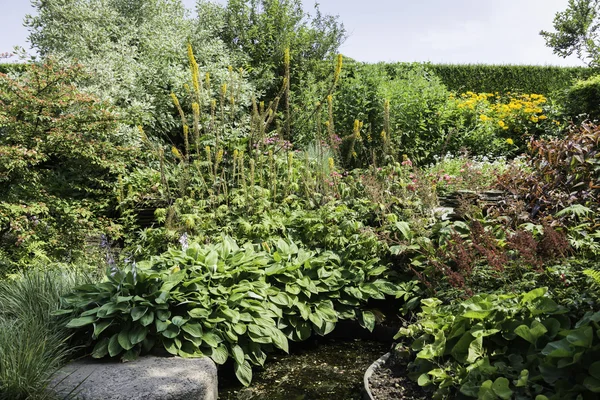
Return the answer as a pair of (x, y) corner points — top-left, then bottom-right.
(445, 91), (563, 156)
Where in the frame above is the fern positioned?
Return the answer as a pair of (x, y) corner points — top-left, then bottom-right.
(583, 269), (600, 285)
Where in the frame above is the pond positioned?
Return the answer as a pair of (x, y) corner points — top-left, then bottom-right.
(218, 337), (389, 400)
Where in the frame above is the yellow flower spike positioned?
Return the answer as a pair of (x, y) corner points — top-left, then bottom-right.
(192, 102), (200, 115)
(221, 83), (227, 97)
(381, 130), (386, 140)
(205, 146), (211, 160)
(327, 95), (333, 105)
(328, 157), (334, 171)
(172, 266), (180, 273)
(228, 65), (233, 73)
(334, 54), (343, 81)
(506, 138), (514, 145)
(233, 149), (239, 160)
(170, 92), (181, 108)
(172, 146), (183, 160)
(284, 48), (290, 66)
(205, 72), (210, 88)
(211, 99), (217, 110)
(216, 149), (224, 164)
(239, 67), (244, 74)
(324, 121), (330, 127)
(539, 115), (548, 120)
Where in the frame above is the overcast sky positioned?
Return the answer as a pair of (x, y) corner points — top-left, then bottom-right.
(0, 0), (585, 66)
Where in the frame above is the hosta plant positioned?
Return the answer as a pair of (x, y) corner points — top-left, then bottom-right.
(60, 236), (398, 385)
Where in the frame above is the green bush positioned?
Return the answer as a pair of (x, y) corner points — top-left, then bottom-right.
(562, 75), (600, 122)
(0, 59), (137, 273)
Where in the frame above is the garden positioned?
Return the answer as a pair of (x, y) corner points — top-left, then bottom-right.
(1, 0), (600, 399)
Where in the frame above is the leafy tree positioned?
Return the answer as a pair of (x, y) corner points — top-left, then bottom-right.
(0, 59), (135, 272)
(25, 0), (249, 139)
(201, 0), (346, 93)
(540, 0), (600, 66)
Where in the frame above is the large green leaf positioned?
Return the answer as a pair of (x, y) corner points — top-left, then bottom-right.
(66, 315), (97, 328)
(182, 322), (203, 338)
(129, 325), (148, 344)
(140, 310), (154, 327)
(234, 360), (253, 387)
(91, 337), (110, 358)
(108, 333), (122, 357)
(131, 306), (148, 321)
(232, 345), (245, 365)
(515, 320), (548, 344)
(93, 321), (112, 338)
(209, 344), (229, 365)
(118, 330), (134, 350)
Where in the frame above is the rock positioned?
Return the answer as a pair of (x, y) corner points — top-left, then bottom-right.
(51, 356), (218, 400)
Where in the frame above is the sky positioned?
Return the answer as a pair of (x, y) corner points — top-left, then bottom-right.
(0, 0), (586, 66)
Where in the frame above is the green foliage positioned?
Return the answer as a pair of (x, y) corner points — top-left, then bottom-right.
(25, 0), (250, 138)
(0, 59), (135, 273)
(425, 63), (592, 95)
(209, 0), (345, 95)
(562, 74), (600, 121)
(540, 0), (600, 66)
(396, 288), (600, 399)
(0, 63), (27, 75)
(61, 237), (399, 385)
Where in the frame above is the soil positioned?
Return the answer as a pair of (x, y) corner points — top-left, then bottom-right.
(218, 337), (388, 400)
(368, 352), (432, 400)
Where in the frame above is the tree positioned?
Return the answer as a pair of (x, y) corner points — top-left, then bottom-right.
(25, 0), (249, 139)
(200, 0), (346, 93)
(540, 0), (600, 66)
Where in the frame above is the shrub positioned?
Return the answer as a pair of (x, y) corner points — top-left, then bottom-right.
(562, 74), (600, 122)
(0, 59), (136, 273)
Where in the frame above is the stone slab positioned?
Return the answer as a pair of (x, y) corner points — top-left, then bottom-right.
(51, 356), (218, 400)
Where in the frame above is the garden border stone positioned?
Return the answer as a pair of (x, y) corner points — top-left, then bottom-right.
(51, 355), (218, 400)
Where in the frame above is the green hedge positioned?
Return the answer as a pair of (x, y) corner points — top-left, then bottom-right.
(423, 63), (593, 95)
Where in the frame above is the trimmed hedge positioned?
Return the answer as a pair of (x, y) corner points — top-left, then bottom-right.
(424, 63), (593, 96)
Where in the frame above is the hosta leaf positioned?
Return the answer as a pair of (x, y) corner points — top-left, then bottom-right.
(182, 322), (203, 338)
(156, 309), (171, 321)
(140, 310), (154, 327)
(121, 348), (140, 362)
(233, 323), (247, 335)
(93, 321), (112, 338)
(162, 323), (180, 339)
(118, 330), (134, 350)
(66, 315), (97, 328)
(271, 328), (289, 353)
(171, 316), (188, 327)
(129, 325), (148, 345)
(188, 308), (210, 319)
(131, 306), (148, 321)
(296, 302), (311, 320)
(234, 360), (253, 387)
(359, 311), (376, 332)
(232, 345), (245, 365)
(156, 319), (169, 332)
(163, 338), (178, 355)
(209, 344), (229, 365)
(91, 337), (110, 358)
(202, 332), (222, 348)
(108, 333), (122, 357)
(270, 292), (290, 307)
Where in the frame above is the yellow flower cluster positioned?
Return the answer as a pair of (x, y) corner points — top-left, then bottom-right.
(452, 91), (553, 134)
